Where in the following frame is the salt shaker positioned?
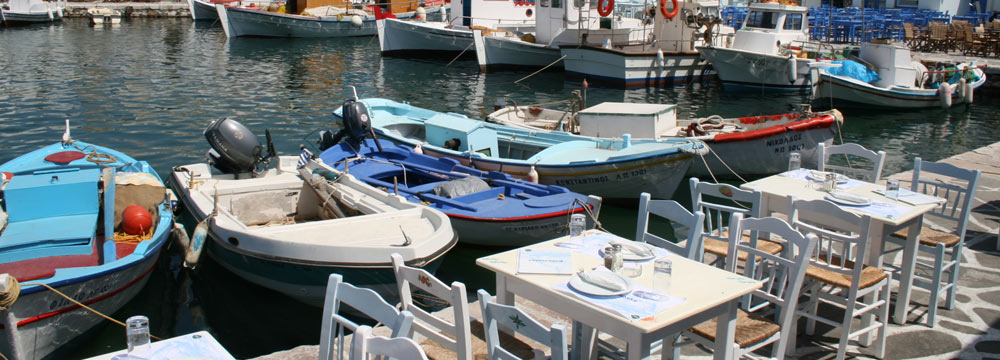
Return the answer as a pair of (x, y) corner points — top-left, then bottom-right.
(611, 244), (624, 274)
(823, 172), (836, 192)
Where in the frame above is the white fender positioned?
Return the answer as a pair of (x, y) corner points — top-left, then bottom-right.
(937, 82), (952, 109)
(964, 80), (974, 104)
(184, 219), (209, 268)
(528, 165), (539, 183)
(416, 6), (426, 21)
(172, 223), (190, 252)
(787, 57), (797, 83)
(656, 49), (664, 68)
(957, 78), (967, 104)
(350, 15), (363, 27)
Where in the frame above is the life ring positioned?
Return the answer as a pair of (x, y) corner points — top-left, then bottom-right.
(597, 0), (613, 17)
(660, 0), (678, 20)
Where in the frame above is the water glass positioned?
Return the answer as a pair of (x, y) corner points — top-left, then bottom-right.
(126, 315), (151, 354)
(569, 213), (586, 237)
(886, 179), (900, 200)
(622, 263), (642, 278)
(788, 152), (801, 171)
(653, 258), (672, 291)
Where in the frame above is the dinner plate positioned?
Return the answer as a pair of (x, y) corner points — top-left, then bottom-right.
(568, 272), (633, 297)
(599, 242), (656, 261)
(807, 170), (850, 184)
(825, 191), (872, 206)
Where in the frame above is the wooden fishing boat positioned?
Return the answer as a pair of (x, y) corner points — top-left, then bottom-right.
(0, 0), (64, 26)
(331, 95), (704, 199)
(488, 101), (844, 179)
(318, 138), (601, 247)
(378, 0), (532, 57)
(170, 119), (456, 306)
(0, 123), (174, 360)
(187, 0), (219, 21)
(217, 0), (434, 38)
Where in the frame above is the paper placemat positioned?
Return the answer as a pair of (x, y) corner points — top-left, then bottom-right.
(553, 231), (674, 262)
(517, 248), (573, 275)
(873, 188), (946, 206)
(554, 281), (685, 321)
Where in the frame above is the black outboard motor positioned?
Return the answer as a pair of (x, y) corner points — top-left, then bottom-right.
(204, 118), (275, 177)
(318, 98), (383, 153)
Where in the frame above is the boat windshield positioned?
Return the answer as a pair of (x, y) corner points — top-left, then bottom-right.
(783, 13), (803, 30)
(744, 11), (779, 29)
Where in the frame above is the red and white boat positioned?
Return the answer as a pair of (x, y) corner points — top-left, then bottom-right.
(488, 101), (844, 179)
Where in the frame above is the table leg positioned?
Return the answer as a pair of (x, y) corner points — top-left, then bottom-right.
(893, 217), (924, 324)
(713, 300), (738, 360)
(572, 321), (597, 360)
(495, 273), (514, 305)
(627, 334), (650, 360)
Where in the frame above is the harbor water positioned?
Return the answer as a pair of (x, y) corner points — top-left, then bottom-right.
(2, 18), (999, 358)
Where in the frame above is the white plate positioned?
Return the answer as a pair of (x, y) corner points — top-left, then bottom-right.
(599, 243), (656, 261)
(825, 191), (872, 206)
(568, 272), (633, 297)
(807, 171), (849, 184)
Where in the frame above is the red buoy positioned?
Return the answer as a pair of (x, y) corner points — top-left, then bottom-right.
(123, 205), (153, 235)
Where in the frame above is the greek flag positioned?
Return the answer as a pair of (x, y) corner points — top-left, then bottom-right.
(297, 147), (314, 168)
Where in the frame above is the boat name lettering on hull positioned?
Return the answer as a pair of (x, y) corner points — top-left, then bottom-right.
(554, 176), (609, 186)
(767, 133), (804, 153)
(49, 284), (113, 310)
(501, 221), (563, 234)
(615, 168), (648, 180)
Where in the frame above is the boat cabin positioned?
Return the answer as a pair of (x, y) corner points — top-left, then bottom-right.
(732, 1), (809, 54)
(859, 42), (917, 88)
(449, 0), (535, 29)
(425, 113), (500, 158)
(577, 103), (677, 138)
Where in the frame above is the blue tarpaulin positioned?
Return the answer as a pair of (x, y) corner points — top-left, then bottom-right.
(826, 60), (880, 83)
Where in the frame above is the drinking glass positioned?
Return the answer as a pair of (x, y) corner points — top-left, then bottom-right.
(653, 258), (672, 291)
(126, 316), (151, 355)
(788, 152), (801, 171)
(886, 179), (900, 200)
(569, 213), (586, 238)
(822, 172), (837, 192)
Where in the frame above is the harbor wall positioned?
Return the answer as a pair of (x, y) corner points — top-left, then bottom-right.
(62, 2), (190, 17)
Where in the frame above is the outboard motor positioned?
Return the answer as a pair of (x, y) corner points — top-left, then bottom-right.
(317, 97), (383, 153)
(204, 118), (275, 177)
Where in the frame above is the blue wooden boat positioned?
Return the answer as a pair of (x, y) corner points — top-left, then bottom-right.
(0, 126), (174, 359)
(331, 97), (705, 200)
(319, 138), (602, 247)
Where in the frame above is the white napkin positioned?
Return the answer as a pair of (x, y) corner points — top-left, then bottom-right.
(578, 269), (627, 292)
(611, 240), (655, 258)
(828, 191), (869, 205)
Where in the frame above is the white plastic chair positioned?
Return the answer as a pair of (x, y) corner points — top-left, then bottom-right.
(789, 198), (891, 360)
(636, 192), (705, 260)
(668, 213), (817, 359)
(351, 325), (429, 360)
(319, 274), (415, 360)
(817, 142), (887, 183)
(690, 177), (782, 266)
(477, 289), (569, 360)
(882, 157), (981, 327)
(391, 253), (473, 360)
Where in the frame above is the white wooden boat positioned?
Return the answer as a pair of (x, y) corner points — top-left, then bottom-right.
(377, 0), (533, 57)
(0, 0), (63, 26)
(488, 101), (844, 178)
(217, 1), (430, 38)
(188, 0), (218, 20)
(812, 42), (986, 109)
(559, 0), (733, 88)
(88, 7), (121, 25)
(471, 0), (650, 72)
(171, 119), (456, 306)
(696, 1), (815, 90)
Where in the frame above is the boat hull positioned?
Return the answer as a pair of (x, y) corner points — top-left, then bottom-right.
(378, 18), (474, 56)
(560, 46), (713, 88)
(694, 122), (836, 178)
(474, 31), (561, 72)
(697, 46), (812, 91)
(218, 5), (392, 38)
(814, 71), (987, 109)
(0, 8), (63, 25)
(188, 0), (218, 20)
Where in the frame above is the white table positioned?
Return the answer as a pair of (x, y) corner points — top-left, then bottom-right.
(742, 173), (940, 324)
(476, 233), (760, 360)
(85, 331), (235, 360)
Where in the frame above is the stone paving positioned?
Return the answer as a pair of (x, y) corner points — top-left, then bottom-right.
(257, 143), (1000, 360)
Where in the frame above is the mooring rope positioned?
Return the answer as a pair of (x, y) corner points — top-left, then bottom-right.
(445, 42), (475, 67)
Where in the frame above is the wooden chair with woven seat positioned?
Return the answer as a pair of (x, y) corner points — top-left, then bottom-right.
(881, 157), (981, 327)
(817, 142), (887, 183)
(477, 289), (569, 360)
(690, 177), (782, 267)
(788, 198), (891, 360)
(351, 325), (430, 360)
(636, 192), (705, 260)
(903, 23), (926, 50)
(666, 214), (818, 360)
(319, 273), (415, 360)
(391, 253), (473, 360)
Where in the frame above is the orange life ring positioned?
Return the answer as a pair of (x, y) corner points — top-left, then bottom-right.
(659, 0), (678, 19)
(597, 0), (613, 17)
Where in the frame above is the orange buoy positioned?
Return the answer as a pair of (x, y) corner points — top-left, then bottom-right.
(123, 205), (153, 235)
(660, 0), (678, 19)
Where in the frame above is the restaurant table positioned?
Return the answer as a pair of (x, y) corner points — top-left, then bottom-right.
(477, 232), (761, 360)
(742, 170), (942, 324)
(85, 331), (235, 360)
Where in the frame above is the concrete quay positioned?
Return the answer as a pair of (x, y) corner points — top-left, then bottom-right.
(61, 1), (190, 17)
(254, 142), (1000, 360)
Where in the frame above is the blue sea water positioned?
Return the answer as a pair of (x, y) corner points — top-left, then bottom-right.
(1, 18), (998, 358)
